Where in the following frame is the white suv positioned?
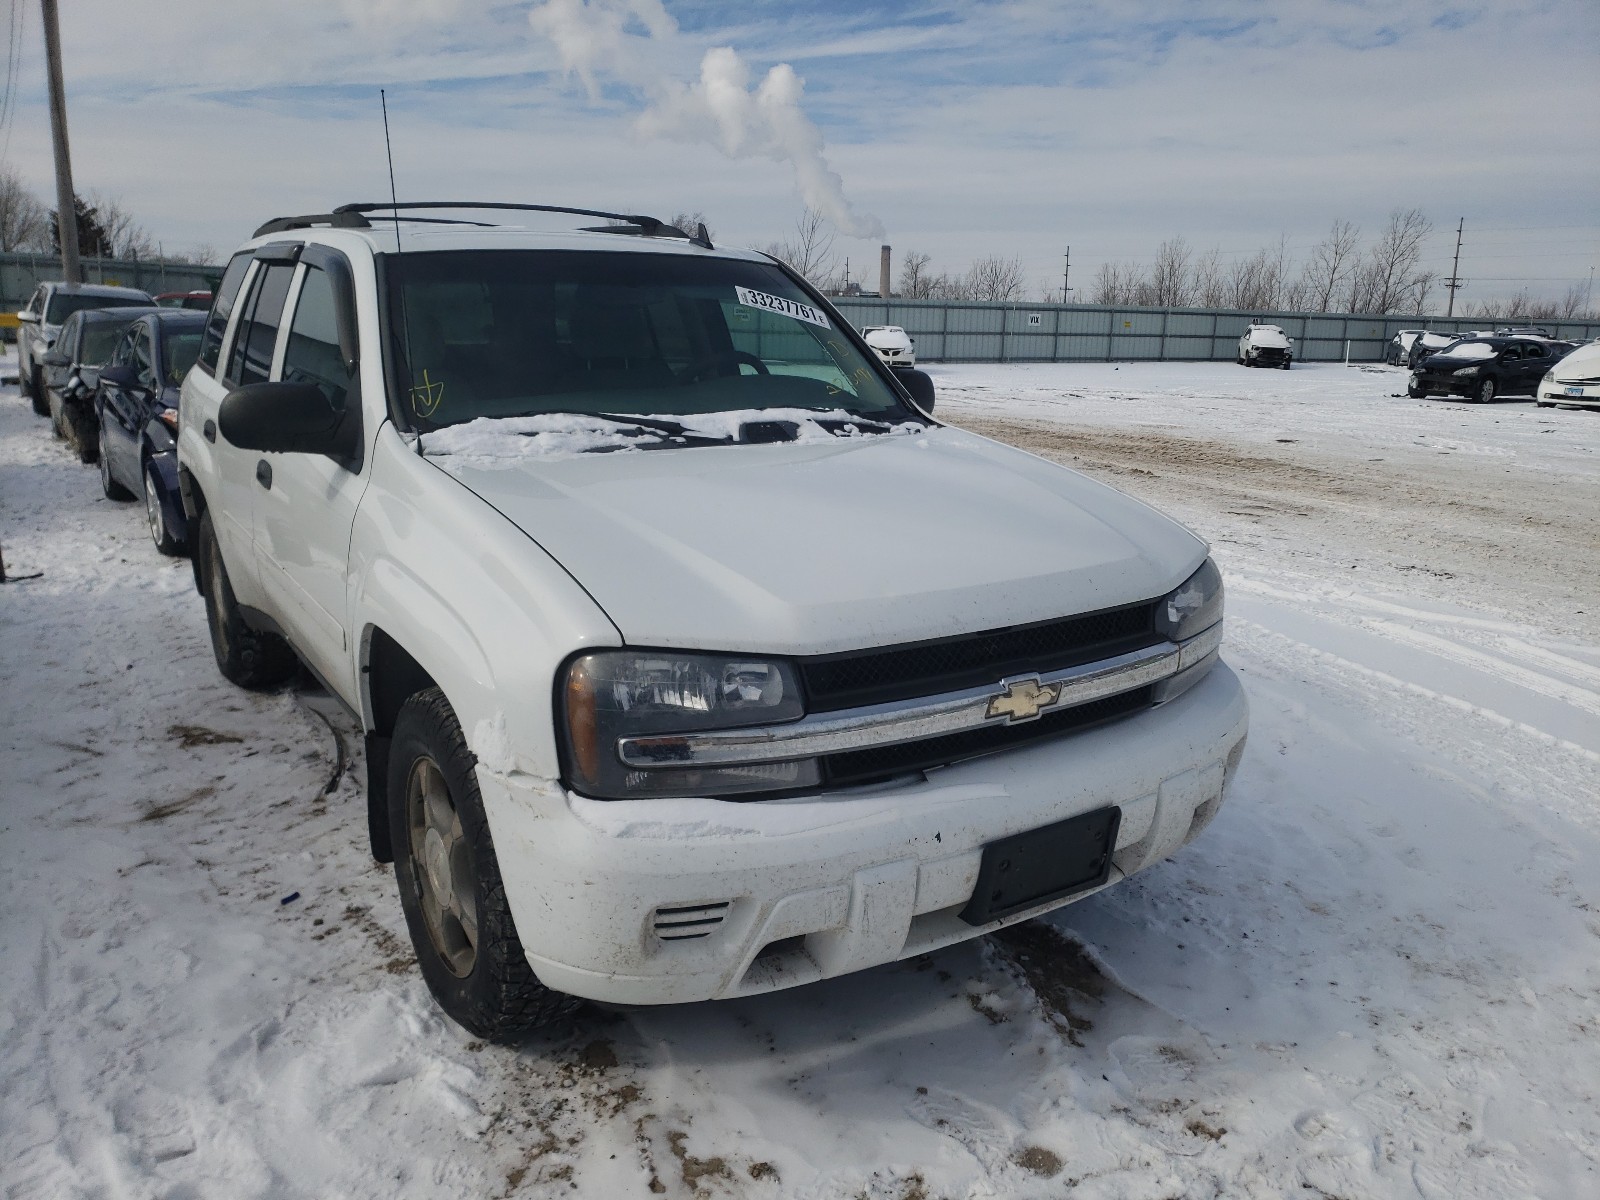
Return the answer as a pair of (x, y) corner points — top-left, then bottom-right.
(178, 202), (1247, 1041)
(15, 280), (155, 413)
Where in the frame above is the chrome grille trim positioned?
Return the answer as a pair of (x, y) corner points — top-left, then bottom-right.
(618, 623), (1224, 769)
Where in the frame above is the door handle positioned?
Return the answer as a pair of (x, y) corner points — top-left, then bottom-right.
(203, 419), (216, 443)
(255, 459), (272, 489)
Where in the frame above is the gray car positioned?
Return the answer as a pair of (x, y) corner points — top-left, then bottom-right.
(16, 281), (154, 414)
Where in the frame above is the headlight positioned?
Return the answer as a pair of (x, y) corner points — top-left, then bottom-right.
(1153, 559), (1224, 702)
(561, 650), (818, 798)
(1453, 366), (1480, 377)
(1155, 558), (1224, 642)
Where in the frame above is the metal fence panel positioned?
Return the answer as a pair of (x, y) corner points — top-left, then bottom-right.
(828, 295), (1599, 364)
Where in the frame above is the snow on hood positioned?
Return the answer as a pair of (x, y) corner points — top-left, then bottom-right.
(1244, 327), (1291, 348)
(420, 409), (924, 468)
(433, 424), (1205, 655)
(1437, 342), (1497, 361)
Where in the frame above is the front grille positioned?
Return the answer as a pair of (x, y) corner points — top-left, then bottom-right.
(799, 601), (1158, 712)
(821, 685), (1154, 787)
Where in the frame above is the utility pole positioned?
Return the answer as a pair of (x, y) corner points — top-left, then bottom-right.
(41, 0), (81, 284)
(1061, 247), (1073, 304)
(1444, 217), (1465, 318)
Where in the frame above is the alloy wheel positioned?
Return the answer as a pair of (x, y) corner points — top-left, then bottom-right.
(405, 755), (479, 978)
(144, 468), (166, 547)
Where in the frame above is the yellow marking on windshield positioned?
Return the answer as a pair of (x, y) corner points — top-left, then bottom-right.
(410, 369), (444, 418)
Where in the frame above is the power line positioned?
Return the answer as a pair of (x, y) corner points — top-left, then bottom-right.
(0, 0), (24, 167)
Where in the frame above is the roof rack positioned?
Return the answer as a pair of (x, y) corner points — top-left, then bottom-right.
(252, 202), (712, 248)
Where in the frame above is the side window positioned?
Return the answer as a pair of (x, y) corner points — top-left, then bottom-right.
(1524, 343), (1546, 359)
(226, 263), (295, 388)
(197, 252), (254, 375)
(111, 326), (139, 367)
(133, 328), (156, 388)
(1501, 345), (1522, 361)
(24, 285), (44, 316)
(280, 265), (356, 410)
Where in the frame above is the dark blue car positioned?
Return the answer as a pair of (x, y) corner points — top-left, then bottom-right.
(95, 310), (206, 555)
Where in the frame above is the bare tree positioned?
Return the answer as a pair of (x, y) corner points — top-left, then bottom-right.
(898, 251), (935, 298)
(760, 207), (838, 287)
(1298, 219), (1361, 312)
(1090, 261), (1142, 306)
(1192, 246), (1226, 307)
(963, 255), (1026, 302)
(0, 166), (51, 252)
(667, 211), (714, 239)
(1146, 236), (1195, 307)
(1352, 208), (1432, 315)
(89, 191), (157, 259)
(1559, 282), (1590, 319)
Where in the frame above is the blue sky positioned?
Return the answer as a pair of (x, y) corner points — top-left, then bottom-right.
(3, 0), (1596, 307)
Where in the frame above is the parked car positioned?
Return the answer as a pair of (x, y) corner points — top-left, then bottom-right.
(95, 310), (206, 555)
(39, 305), (160, 460)
(1406, 331), (1461, 369)
(861, 325), (916, 367)
(1494, 326), (1553, 339)
(1535, 339), (1600, 410)
(177, 201), (1246, 1042)
(1408, 336), (1576, 402)
(1387, 329), (1425, 366)
(1237, 323), (1293, 369)
(15, 281), (155, 413)
(154, 290), (214, 310)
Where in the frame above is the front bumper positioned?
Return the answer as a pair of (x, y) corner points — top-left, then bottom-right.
(1538, 381), (1600, 409)
(479, 662), (1248, 1006)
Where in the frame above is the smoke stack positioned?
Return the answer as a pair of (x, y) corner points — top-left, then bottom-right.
(879, 245), (891, 300)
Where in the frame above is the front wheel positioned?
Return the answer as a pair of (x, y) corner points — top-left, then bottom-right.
(1477, 378), (1496, 404)
(1281, 361), (1291, 371)
(1535, 399), (1554, 408)
(197, 510), (297, 689)
(144, 463), (185, 556)
(1408, 384), (1427, 399)
(388, 688), (580, 1041)
(29, 368), (48, 416)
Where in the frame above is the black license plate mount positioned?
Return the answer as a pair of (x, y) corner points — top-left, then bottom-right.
(959, 806), (1122, 926)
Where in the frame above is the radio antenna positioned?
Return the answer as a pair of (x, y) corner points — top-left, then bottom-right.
(381, 89), (425, 455)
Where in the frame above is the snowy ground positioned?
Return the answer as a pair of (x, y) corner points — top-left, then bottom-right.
(2, 359), (1597, 1200)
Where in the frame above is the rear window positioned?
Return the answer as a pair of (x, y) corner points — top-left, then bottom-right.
(386, 249), (912, 432)
(44, 292), (147, 324)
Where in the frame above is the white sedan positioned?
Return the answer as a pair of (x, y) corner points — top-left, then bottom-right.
(1536, 339), (1600, 410)
(862, 325), (916, 367)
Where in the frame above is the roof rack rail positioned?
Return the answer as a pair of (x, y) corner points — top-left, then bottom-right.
(253, 201), (712, 247)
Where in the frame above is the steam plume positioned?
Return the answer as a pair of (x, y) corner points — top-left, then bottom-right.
(528, 0), (884, 239)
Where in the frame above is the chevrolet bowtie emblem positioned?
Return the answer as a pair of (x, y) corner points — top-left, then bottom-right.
(985, 677), (1064, 724)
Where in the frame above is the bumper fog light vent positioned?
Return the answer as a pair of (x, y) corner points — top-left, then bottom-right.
(652, 901), (731, 941)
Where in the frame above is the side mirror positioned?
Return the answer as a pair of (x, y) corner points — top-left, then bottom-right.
(898, 368), (936, 414)
(220, 381), (355, 457)
(42, 351), (71, 367)
(16, 310), (37, 323)
(98, 364), (143, 392)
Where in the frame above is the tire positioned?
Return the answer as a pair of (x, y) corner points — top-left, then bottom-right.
(29, 368), (48, 416)
(1281, 361), (1292, 371)
(98, 420), (134, 500)
(197, 510), (298, 689)
(69, 406), (98, 463)
(1477, 378), (1496, 404)
(388, 687), (580, 1042)
(144, 462), (185, 556)
(1535, 400), (1554, 408)
(18, 355), (33, 399)
(1408, 384), (1427, 399)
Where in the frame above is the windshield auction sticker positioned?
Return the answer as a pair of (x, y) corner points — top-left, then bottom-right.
(734, 286), (830, 329)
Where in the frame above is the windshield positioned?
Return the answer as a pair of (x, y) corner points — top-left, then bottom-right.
(45, 293), (146, 324)
(79, 323), (127, 365)
(1444, 341), (1498, 360)
(386, 249), (917, 434)
(164, 330), (203, 385)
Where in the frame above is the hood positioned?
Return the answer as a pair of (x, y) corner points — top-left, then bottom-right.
(433, 426), (1206, 656)
(1550, 343), (1600, 383)
(1244, 328), (1290, 348)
